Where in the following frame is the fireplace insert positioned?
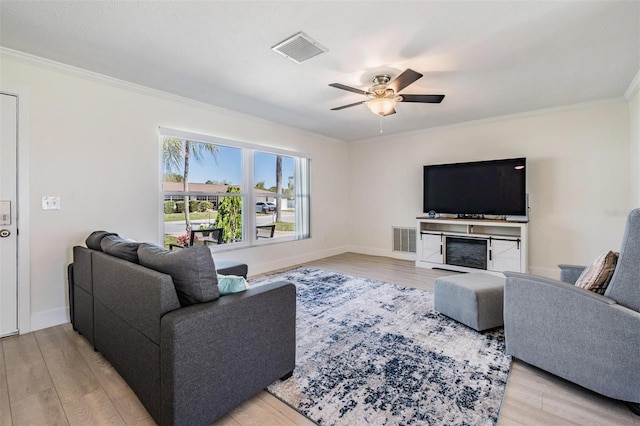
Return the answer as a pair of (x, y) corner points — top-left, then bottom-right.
(445, 236), (488, 270)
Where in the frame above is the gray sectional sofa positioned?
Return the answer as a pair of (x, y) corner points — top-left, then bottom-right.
(69, 232), (296, 425)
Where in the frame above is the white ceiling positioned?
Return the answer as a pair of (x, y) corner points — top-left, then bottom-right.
(1, 1), (638, 142)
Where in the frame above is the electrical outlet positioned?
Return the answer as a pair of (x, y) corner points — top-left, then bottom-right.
(41, 196), (61, 210)
(604, 209), (627, 217)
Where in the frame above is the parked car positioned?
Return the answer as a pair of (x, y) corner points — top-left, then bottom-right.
(256, 202), (276, 214)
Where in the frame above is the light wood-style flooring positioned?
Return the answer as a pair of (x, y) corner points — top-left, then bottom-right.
(1, 253), (638, 425)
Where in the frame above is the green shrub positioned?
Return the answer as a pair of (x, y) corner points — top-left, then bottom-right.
(215, 187), (243, 243)
(164, 201), (176, 214)
(189, 200), (199, 212)
(198, 201), (214, 212)
(175, 201), (185, 213)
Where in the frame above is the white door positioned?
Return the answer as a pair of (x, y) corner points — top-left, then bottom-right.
(0, 93), (18, 337)
(420, 233), (443, 264)
(489, 239), (521, 273)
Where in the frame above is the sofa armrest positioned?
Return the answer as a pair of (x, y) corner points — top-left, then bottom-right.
(160, 281), (296, 426)
(504, 272), (640, 403)
(557, 264), (586, 284)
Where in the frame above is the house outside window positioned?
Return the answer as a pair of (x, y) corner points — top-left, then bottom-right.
(160, 129), (310, 249)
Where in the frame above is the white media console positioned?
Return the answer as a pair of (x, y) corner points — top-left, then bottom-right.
(415, 216), (528, 274)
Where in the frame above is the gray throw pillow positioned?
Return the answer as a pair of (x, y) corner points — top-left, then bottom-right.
(137, 243), (219, 306)
(85, 231), (118, 251)
(100, 235), (141, 263)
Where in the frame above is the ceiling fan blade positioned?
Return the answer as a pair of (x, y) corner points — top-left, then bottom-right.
(382, 109), (396, 116)
(331, 100), (366, 111)
(387, 68), (423, 93)
(328, 83), (370, 96)
(399, 94), (445, 103)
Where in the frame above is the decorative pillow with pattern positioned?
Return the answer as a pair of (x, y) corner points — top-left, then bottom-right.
(574, 250), (619, 294)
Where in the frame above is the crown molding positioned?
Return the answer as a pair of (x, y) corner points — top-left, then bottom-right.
(0, 46), (225, 110)
(0, 47), (345, 146)
(2, 46), (632, 145)
(351, 97), (627, 144)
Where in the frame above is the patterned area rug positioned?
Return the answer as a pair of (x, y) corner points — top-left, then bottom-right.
(252, 268), (511, 425)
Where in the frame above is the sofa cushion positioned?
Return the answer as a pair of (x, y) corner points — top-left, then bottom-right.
(86, 231), (118, 251)
(215, 259), (248, 278)
(574, 250), (618, 295)
(138, 244), (219, 306)
(100, 235), (141, 263)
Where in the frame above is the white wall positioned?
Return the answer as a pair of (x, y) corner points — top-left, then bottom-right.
(630, 88), (640, 208)
(0, 53), (350, 331)
(348, 102), (631, 278)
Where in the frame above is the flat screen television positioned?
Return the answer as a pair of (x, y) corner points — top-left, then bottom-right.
(423, 157), (527, 217)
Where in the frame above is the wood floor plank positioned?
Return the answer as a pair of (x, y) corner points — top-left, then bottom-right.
(212, 413), (242, 426)
(62, 388), (125, 426)
(256, 391), (316, 426)
(110, 388), (156, 426)
(498, 399), (582, 426)
(63, 324), (131, 400)
(496, 414), (527, 426)
(541, 391), (636, 426)
(36, 327), (101, 404)
(225, 393), (302, 426)
(2, 333), (55, 405)
(0, 341), (12, 426)
(2, 333), (47, 371)
(9, 387), (68, 426)
(5, 363), (54, 406)
(507, 360), (635, 424)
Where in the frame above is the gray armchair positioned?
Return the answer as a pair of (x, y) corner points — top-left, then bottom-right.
(504, 208), (640, 414)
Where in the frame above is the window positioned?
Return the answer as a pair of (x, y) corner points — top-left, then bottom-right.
(160, 129), (310, 249)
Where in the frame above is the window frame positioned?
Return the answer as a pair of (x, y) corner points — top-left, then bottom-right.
(159, 127), (311, 251)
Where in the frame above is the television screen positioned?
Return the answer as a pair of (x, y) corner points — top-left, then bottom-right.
(423, 158), (526, 216)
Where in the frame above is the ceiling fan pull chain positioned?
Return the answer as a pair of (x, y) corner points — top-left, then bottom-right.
(379, 116), (384, 133)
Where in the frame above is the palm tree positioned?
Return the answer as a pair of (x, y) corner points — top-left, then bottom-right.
(163, 137), (218, 232)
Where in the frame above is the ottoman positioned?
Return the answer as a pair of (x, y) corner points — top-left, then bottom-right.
(434, 272), (505, 331)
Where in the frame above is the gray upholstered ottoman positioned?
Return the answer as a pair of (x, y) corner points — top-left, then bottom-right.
(434, 272), (505, 331)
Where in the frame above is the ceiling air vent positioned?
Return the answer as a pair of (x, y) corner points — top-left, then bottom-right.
(271, 32), (328, 64)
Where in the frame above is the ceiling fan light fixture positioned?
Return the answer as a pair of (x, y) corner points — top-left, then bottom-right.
(367, 97), (396, 116)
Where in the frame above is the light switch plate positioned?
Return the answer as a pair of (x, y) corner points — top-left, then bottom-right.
(42, 196), (61, 210)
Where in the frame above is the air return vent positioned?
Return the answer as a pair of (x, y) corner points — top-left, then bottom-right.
(392, 227), (417, 253)
(271, 32), (328, 64)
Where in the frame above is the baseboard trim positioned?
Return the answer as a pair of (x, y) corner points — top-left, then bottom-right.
(30, 307), (69, 332)
(346, 245), (417, 261)
(247, 245), (351, 277)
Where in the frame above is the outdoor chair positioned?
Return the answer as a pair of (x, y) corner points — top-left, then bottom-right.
(256, 224), (276, 239)
(170, 228), (223, 250)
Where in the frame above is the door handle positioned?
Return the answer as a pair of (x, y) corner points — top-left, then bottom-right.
(0, 229), (10, 238)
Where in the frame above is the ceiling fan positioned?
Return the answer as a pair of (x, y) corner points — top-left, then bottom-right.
(329, 68), (444, 117)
